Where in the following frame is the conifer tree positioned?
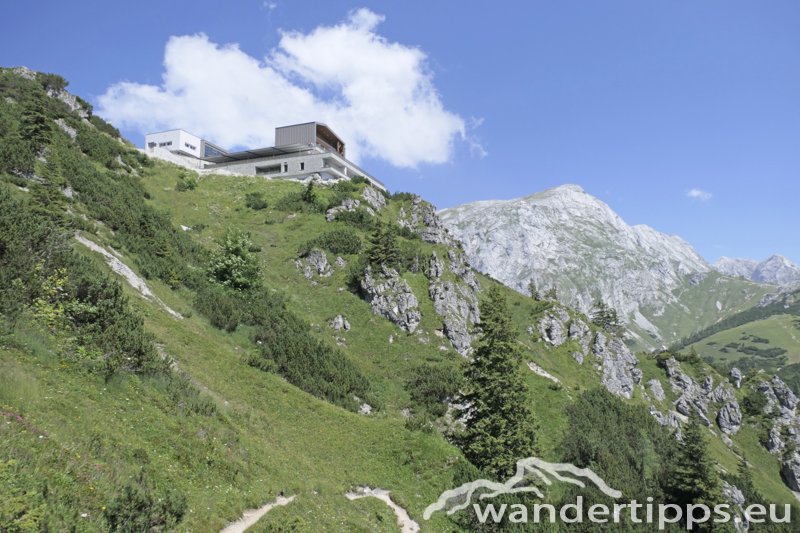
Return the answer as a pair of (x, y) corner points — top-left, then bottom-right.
(20, 95), (51, 152)
(366, 223), (399, 268)
(590, 300), (622, 333)
(527, 280), (540, 301)
(207, 229), (261, 290)
(457, 286), (538, 478)
(301, 180), (316, 204)
(666, 413), (724, 531)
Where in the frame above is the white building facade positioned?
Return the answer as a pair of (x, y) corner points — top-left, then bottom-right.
(144, 122), (384, 190)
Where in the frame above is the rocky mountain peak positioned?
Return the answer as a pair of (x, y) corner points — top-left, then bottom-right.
(437, 185), (764, 348)
(714, 254), (800, 286)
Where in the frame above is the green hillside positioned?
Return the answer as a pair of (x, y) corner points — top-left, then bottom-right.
(1, 67), (797, 531)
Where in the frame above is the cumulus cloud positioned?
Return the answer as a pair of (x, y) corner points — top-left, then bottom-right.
(97, 8), (469, 168)
(686, 188), (713, 202)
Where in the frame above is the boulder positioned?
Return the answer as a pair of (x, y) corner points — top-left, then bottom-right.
(717, 401), (743, 435)
(329, 314), (350, 331)
(731, 367), (743, 389)
(295, 248), (333, 278)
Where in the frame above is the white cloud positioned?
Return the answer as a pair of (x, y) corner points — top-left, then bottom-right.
(97, 8), (469, 168)
(686, 188), (713, 202)
(262, 1), (277, 10)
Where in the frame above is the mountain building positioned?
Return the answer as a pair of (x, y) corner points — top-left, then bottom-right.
(144, 122), (384, 189)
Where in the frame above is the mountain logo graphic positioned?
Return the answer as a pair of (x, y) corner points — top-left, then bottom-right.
(423, 457), (621, 520)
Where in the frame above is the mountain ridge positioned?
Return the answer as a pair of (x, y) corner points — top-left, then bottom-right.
(439, 184), (768, 349)
(715, 254), (800, 286)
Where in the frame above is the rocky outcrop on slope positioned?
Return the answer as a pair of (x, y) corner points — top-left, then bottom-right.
(329, 314), (351, 331)
(662, 358), (742, 434)
(361, 185), (386, 212)
(428, 252), (480, 355)
(533, 307), (640, 398)
(756, 376), (800, 491)
(593, 332), (642, 399)
(326, 198), (375, 222)
(295, 248), (333, 279)
(398, 196), (453, 245)
(360, 265), (421, 333)
(539, 309), (570, 347)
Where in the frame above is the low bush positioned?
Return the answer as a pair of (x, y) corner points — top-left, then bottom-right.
(406, 363), (462, 418)
(300, 228), (362, 256)
(244, 191), (267, 210)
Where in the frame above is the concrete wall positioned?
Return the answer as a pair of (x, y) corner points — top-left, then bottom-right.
(209, 151), (385, 190)
(145, 130), (203, 158)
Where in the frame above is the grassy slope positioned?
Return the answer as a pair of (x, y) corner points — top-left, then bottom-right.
(690, 314), (800, 370)
(634, 272), (770, 351)
(149, 162), (798, 504)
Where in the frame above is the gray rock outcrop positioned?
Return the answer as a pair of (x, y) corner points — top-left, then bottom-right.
(361, 185), (386, 211)
(329, 315), (351, 331)
(326, 198), (366, 222)
(360, 265), (421, 333)
(429, 280), (480, 356)
(295, 248), (333, 278)
(649, 406), (681, 429)
(648, 379), (666, 402)
(781, 452), (800, 492)
(731, 367), (743, 389)
(593, 332), (642, 399)
(539, 309), (570, 346)
(717, 402), (743, 435)
(427, 251), (480, 355)
(662, 358), (740, 433)
(397, 196), (453, 245)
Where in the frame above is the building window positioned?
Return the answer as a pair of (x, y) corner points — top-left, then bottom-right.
(283, 163), (288, 173)
(184, 142), (196, 150)
(300, 162), (305, 170)
(158, 141), (173, 147)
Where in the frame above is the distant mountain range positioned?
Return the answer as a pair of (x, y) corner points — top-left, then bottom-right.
(714, 255), (800, 286)
(440, 184), (771, 349)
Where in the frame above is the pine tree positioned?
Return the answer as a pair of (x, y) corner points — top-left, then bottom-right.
(666, 413), (723, 531)
(457, 286), (538, 479)
(20, 95), (51, 152)
(207, 229), (261, 290)
(527, 280), (540, 301)
(590, 300), (622, 333)
(301, 181), (316, 204)
(366, 223), (399, 268)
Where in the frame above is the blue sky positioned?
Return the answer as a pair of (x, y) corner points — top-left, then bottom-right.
(3, 1), (799, 263)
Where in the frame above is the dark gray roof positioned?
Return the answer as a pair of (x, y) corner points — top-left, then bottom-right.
(202, 143), (312, 164)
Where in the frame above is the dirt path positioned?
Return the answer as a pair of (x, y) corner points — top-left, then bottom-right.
(220, 495), (296, 533)
(74, 234), (182, 319)
(346, 487), (420, 533)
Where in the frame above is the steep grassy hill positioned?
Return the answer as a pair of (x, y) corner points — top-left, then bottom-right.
(1, 67), (797, 531)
